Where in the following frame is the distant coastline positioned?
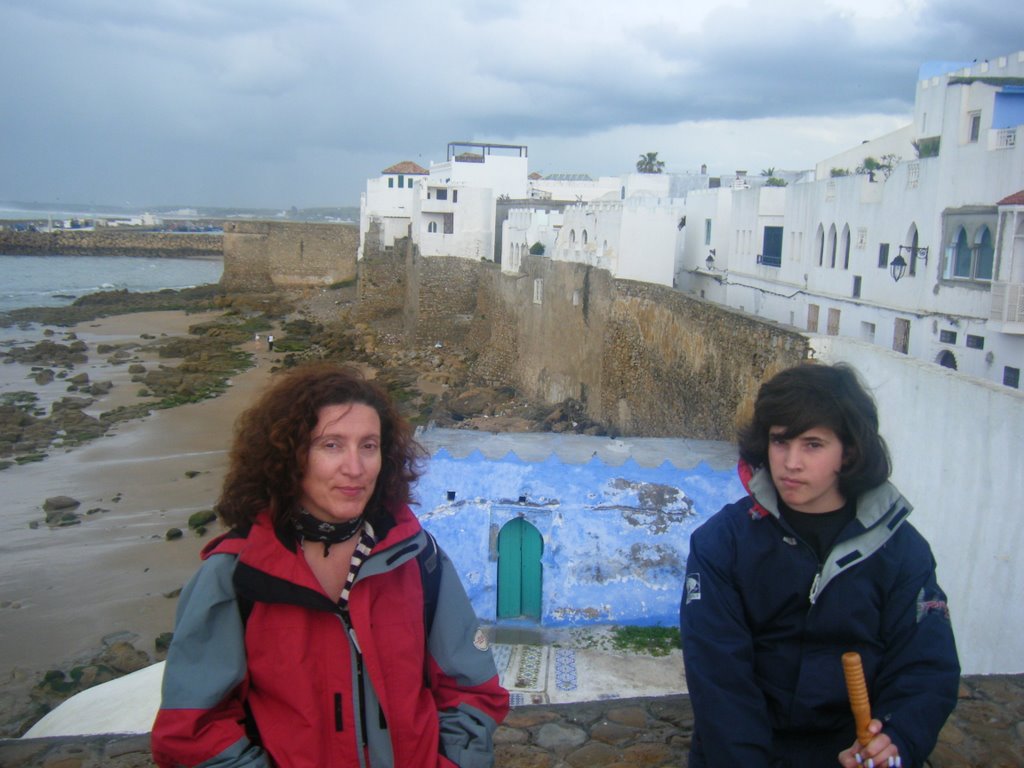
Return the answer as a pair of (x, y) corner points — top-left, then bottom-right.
(0, 229), (222, 260)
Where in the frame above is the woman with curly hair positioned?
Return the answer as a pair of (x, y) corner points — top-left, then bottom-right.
(152, 363), (508, 768)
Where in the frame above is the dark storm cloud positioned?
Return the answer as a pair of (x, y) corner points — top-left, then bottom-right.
(0, 0), (1021, 208)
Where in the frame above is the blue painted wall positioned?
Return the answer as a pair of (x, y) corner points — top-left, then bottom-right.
(411, 447), (744, 628)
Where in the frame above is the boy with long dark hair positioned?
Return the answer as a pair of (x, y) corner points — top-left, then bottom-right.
(680, 363), (958, 767)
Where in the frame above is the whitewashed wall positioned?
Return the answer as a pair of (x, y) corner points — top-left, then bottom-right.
(413, 185), (494, 260)
(428, 155), (528, 198)
(811, 335), (1024, 675)
(501, 208), (563, 273)
(357, 177), (417, 258)
(529, 176), (621, 202)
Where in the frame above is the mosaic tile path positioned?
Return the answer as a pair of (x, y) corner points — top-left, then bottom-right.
(493, 643), (555, 706)
(554, 647), (578, 691)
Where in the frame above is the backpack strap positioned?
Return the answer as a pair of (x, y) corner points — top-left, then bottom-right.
(417, 530), (442, 637)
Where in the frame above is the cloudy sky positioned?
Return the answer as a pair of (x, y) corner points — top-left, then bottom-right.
(1, 0), (1021, 210)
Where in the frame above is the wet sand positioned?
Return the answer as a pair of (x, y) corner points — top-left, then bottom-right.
(0, 311), (278, 684)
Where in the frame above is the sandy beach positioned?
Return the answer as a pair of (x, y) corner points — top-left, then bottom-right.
(0, 310), (279, 722)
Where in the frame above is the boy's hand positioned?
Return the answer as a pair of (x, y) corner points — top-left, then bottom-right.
(838, 719), (901, 767)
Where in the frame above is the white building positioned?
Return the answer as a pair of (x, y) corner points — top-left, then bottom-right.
(677, 50), (1024, 390)
(361, 143), (692, 285)
(541, 197), (684, 287)
(357, 160), (429, 259)
(411, 142), (528, 262)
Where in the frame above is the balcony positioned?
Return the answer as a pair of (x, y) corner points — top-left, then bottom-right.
(989, 280), (1024, 334)
(992, 128), (1017, 150)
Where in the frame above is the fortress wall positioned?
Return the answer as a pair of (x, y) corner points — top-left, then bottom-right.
(0, 229), (221, 258)
(221, 221), (357, 292)
(406, 254), (483, 347)
(222, 221), (272, 291)
(408, 252), (808, 440)
(354, 225), (406, 322)
(600, 280), (807, 438)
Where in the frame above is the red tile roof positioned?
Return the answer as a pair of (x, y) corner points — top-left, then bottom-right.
(995, 191), (1024, 205)
(998, 190), (1024, 206)
(382, 161), (428, 175)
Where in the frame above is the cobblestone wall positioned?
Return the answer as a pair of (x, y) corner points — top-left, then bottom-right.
(221, 221), (357, 292)
(0, 229), (221, 258)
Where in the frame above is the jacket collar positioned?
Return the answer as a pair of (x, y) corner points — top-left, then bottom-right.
(204, 504), (428, 588)
(738, 460), (914, 604)
(738, 459), (911, 529)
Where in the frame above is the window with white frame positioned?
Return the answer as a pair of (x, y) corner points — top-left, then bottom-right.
(968, 111), (981, 143)
(944, 225), (994, 281)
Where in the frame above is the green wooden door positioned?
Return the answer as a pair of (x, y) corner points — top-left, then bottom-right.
(497, 518), (543, 619)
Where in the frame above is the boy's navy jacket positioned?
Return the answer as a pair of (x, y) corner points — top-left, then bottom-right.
(680, 461), (959, 768)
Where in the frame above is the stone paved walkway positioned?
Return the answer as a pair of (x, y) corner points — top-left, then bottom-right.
(1, 675), (1021, 767)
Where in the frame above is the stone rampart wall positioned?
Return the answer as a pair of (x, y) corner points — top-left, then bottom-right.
(373, 250), (808, 440)
(600, 280), (807, 438)
(471, 256), (807, 439)
(0, 229), (222, 258)
(407, 254), (483, 346)
(354, 225), (406, 322)
(221, 221), (358, 292)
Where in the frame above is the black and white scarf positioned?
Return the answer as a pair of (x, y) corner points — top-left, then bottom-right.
(293, 508), (365, 556)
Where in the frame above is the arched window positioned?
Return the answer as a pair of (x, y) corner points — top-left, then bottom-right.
(815, 225), (825, 266)
(569, 229), (576, 244)
(975, 226), (994, 280)
(582, 230), (588, 245)
(937, 350), (958, 370)
(841, 225), (851, 270)
(908, 227), (920, 276)
(828, 224), (838, 268)
(951, 227), (971, 277)
(427, 221), (438, 234)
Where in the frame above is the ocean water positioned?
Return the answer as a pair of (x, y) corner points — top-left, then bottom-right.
(0, 254), (224, 314)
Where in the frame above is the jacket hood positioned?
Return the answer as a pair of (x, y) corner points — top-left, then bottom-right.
(737, 459), (915, 604)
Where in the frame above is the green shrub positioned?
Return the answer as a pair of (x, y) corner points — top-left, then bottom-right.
(610, 625), (681, 656)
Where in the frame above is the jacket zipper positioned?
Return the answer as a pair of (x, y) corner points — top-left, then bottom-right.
(340, 612), (368, 750)
(355, 651), (368, 749)
(773, 516), (825, 606)
(808, 570), (823, 606)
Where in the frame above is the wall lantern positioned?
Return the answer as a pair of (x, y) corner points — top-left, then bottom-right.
(705, 249), (716, 270)
(889, 254), (908, 282)
(891, 245), (929, 283)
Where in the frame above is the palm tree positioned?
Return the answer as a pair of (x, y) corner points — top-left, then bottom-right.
(760, 167), (776, 177)
(636, 152), (665, 174)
